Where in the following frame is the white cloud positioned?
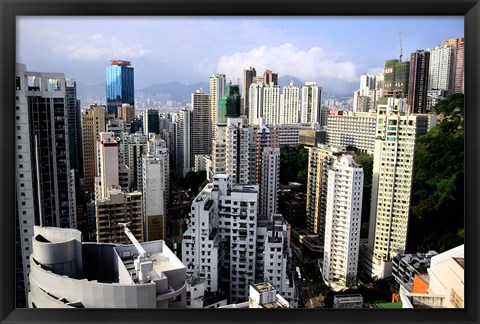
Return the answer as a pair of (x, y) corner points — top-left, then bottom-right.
(366, 67), (385, 77)
(92, 33), (103, 40)
(52, 39), (150, 61)
(214, 43), (358, 84)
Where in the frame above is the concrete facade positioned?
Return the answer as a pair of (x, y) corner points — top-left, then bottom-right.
(28, 226), (186, 308)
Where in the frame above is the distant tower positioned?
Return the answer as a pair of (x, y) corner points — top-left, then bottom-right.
(209, 74), (226, 151)
(281, 81), (300, 124)
(248, 81), (265, 126)
(65, 78), (82, 173)
(177, 108), (192, 177)
(383, 59), (410, 99)
(300, 82), (322, 125)
(408, 50), (430, 114)
(106, 60), (134, 117)
(191, 89), (211, 159)
(428, 45), (454, 93)
(143, 109), (160, 135)
(97, 132), (119, 199)
(263, 84), (281, 125)
(81, 104), (109, 196)
(242, 67), (257, 118)
(442, 37), (465, 94)
(263, 69), (278, 86)
(218, 82), (241, 123)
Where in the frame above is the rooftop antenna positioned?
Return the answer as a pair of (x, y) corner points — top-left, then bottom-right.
(399, 31), (403, 62)
(119, 222), (152, 283)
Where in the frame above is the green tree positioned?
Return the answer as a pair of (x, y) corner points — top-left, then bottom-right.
(407, 94), (464, 253)
(279, 145), (308, 185)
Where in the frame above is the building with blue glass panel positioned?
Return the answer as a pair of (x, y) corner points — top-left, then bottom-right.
(106, 60), (134, 117)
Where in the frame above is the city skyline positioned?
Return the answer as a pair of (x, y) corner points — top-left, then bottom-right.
(17, 16), (463, 94)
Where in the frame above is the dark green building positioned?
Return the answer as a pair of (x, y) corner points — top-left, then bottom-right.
(218, 83), (241, 124)
(383, 59), (410, 99)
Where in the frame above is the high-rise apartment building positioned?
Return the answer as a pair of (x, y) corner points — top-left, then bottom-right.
(248, 81), (265, 126)
(366, 100), (429, 279)
(65, 78), (82, 173)
(427, 45), (454, 93)
(143, 109), (160, 135)
(125, 132), (148, 191)
(281, 81), (300, 124)
(260, 147), (280, 220)
(218, 83), (241, 124)
(242, 67), (256, 117)
(305, 145), (345, 240)
(268, 124), (301, 146)
(353, 73), (376, 113)
(326, 111), (377, 154)
(300, 82), (322, 125)
(106, 60), (134, 117)
(183, 175), (260, 302)
(96, 132), (119, 199)
(95, 132), (143, 244)
(177, 108), (192, 177)
(408, 50), (430, 114)
(191, 89), (210, 157)
(182, 175), (297, 306)
(209, 74), (226, 148)
(253, 119), (274, 184)
(263, 84), (281, 125)
(81, 104), (109, 195)
(383, 59), (410, 98)
(442, 37), (465, 94)
(224, 118), (253, 185)
(322, 155), (363, 290)
(142, 135), (169, 241)
(260, 215), (296, 304)
(118, 103), (135, 124)
(15, 63), (75, 306)
(263, 69), (278, 86)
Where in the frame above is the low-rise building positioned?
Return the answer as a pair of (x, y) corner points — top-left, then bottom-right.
(400, 244), (464, 308)
(333, 294), (364, 308)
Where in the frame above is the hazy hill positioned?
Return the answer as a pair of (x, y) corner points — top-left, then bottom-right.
(76, 76), (347, 107)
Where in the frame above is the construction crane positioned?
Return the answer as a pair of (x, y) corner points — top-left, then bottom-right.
(119, 222), (152, 283)
(399, 31), (403, 62)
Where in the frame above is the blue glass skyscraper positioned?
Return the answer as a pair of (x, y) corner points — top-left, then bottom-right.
(106, 60), (134, 117)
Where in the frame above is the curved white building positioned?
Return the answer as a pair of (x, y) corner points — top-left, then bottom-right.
(28, 226), (186, 308)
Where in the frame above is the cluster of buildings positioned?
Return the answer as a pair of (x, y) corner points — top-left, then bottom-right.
(15, 36), (464, 309)
(352, 37), (464, 114)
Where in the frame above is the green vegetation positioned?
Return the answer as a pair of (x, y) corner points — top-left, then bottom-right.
(407, 93), (464, 253)
(323, 279), (393, 308)
(377, 302), (402, 309)
(279, 145), (308, 185)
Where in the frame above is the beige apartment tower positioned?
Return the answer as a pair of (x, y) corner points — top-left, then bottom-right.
(82, 104), (109, 195)
(366, 100), (429, 279)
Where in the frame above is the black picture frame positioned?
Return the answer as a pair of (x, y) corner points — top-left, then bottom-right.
(1, 1), (478, 323)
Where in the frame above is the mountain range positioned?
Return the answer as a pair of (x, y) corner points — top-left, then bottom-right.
(76, 75), (340, 107)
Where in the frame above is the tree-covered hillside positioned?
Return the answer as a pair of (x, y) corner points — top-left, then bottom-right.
(407, 93), (464, 253)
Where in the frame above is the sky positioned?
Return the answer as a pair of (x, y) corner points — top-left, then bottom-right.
(17, 16), (464, 95)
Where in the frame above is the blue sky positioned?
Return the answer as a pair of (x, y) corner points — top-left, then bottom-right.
(17, 16), (463, 94)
